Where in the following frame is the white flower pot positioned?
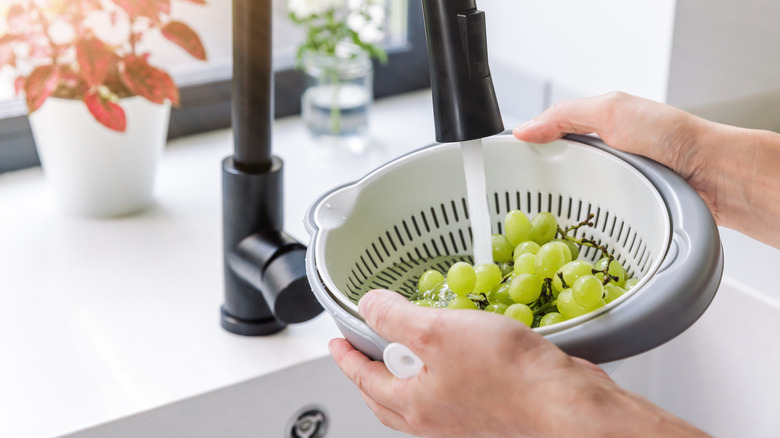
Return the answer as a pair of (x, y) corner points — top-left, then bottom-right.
(29, 97), (171, 218)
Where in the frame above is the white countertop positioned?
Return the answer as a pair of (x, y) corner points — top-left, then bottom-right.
(0, 91), (437, 438)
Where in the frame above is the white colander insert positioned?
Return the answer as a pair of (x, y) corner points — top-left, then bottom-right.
(312, 137), (671, 334)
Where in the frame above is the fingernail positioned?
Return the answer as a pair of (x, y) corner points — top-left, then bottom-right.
(327, 338), (341, 356)
(514, 120), (538, 134)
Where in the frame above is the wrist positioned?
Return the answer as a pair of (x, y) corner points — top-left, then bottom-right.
(535, 370), (709, 438)
(695, 122), (780, 246)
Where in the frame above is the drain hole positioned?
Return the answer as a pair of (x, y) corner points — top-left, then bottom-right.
(288, 407), (328, 438)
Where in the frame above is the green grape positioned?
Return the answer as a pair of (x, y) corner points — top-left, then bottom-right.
(448, 296), (479, 310)
(535, 241), (572, 280)
(509, 273), (542, 304)
(594, 257), (627, 287)
(624, 277), (640, 291)
(557, 288), (604, 319)
(492, 234), (514, 263)
(418, 269), (445, 295)
(552, 260), (594, 293)
(411, 299), (436, 307)
(553, 238), (579, 260)
(572, 275), (604, 308)
(513, 240), (540, 259)
(513, 252), (536, 276)
(427, 280), (452, 301)
(604, 284), (626, 304)
(531, 212), (558, 244)
(505, 303), (534, 327)
(499, 262), (514, 277)
(487, 282), (515, 307)
(539, 312), (565, 327)
(473, 263), (503, 294)
(447, 262), (476, 296)
(504, 210), (533, 246)
(484, 303), (508, 314)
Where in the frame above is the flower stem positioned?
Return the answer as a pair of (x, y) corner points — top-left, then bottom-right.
(328, 67), (341, 134)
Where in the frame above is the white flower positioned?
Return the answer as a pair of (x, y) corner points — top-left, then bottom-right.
(288, 0), (347, 18)
(347, 12), (384, 43)
(346, 0), (385, 43)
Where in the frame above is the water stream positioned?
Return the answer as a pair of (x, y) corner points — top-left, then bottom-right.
(459, 138), (493, 266)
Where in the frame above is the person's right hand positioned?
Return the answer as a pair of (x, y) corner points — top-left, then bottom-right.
(513, 91), (780, 249)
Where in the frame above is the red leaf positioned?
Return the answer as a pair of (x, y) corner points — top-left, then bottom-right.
(63, 0), (102, 10)
(28, 34), (53, 58)
(119, 55), (179, 105)
(59, 66), (90, 98)
(7, 4), (29, 34)
(76, 37), (113, 87)
(163, 74), (179, 106)
(25, 65), (60, 113)
(111, 0), (160, 19)
(14, 77), (25, 96)
(161, 21), (206, 61)
(85, 91), (127, 132)
(158, 0), (171, 15)
(0, 35), (16, 68)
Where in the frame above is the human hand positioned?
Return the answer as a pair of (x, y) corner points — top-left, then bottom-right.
(512, 92), (706, 176)
(512, 91), (780, 249)
(512, 92), (716, 212)
(329, 289), (705, 437)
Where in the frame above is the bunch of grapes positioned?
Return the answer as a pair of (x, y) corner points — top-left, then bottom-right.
(410, 211), (641, 328)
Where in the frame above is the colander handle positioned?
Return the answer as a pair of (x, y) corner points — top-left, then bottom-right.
(383, 342), (424, 379)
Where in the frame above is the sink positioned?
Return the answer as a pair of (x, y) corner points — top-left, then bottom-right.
(62, 281), (778, 437)
(611, 279), (780, 436)
(63, 356), (413, 438)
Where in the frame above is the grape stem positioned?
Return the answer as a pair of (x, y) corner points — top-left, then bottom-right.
(528, 278), (557, 316)
(556, 271), (570, 290)
(531, 299), (558, 316)
(557, 214), (619, 286)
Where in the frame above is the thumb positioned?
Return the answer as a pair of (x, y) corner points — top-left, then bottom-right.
(358, 289), (441, 360)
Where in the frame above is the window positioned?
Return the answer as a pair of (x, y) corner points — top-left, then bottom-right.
(0, 0), (429, 174)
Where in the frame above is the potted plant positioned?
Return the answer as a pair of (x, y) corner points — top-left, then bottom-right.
(0, 0), (207, 217)
(288, 0), (386, 142)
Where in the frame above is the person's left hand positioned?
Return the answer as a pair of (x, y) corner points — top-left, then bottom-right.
(329, 289), (613, 438)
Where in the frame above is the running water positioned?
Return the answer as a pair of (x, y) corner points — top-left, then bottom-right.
(460, 139), (493, 266)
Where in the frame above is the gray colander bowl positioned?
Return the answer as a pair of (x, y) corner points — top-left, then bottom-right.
(304, 134), (723, 368)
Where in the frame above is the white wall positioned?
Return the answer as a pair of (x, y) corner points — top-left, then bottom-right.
(666, 0), (780, 130)
(481, 0), (677, 104)
(668, 0), (780, 109)
(479, 0), (780, 130)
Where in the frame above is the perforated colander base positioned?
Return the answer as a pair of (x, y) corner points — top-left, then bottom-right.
(348, 189), (653, 301)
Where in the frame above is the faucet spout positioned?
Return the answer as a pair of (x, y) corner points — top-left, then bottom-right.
(421, 0), (504, 143)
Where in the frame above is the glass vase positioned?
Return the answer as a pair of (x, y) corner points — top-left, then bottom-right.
(301, 49), (373, 143)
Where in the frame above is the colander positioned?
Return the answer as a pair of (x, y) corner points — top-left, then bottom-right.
(304, 133), (723, 376)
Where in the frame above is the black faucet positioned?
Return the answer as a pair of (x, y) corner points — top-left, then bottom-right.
(220, 0), (503, 335)
(421, 0), (504, 142)
(220, 0), (323, 336)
